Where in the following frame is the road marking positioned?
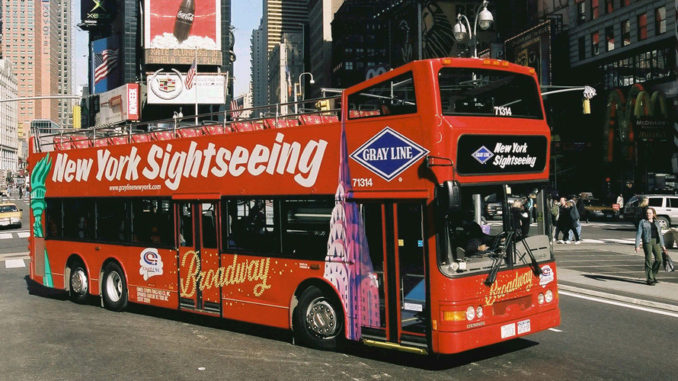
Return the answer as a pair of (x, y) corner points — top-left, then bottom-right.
(0, 233), (12, 239)
(4, 259), (26, 268)
(17, 232), (29, 238)
(560, 290), (678, 318)
(548, 328), (563, 332)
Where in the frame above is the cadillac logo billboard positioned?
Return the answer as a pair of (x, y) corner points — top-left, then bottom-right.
(457, 135), (547, 175)
(144, 0), (222, 65)
(147, 69), (225, 104)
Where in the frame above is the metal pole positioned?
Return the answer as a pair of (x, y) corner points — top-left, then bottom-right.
(417, 1), (422, 60)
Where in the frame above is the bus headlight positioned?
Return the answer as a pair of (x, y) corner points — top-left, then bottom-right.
(537, 293), (545, 304)
(466, 306), (475, 321)
(476, 306), (483, 318)
(545, 290), (553, 303)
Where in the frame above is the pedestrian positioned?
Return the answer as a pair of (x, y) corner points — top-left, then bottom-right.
(569, 196), (584, 241)
(616, 193), (624, 218)
(550, 198), (560, 240)
(566, 200), (582, 244)
(18, 186), (23, 200)
(635, 207), (668, 285)
(555, 197), (571, 243)
(510, 199), (531, 238)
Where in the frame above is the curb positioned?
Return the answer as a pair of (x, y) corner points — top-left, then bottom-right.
(558, 284), (678, 313)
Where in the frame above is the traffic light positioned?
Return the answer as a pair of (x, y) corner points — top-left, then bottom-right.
(316, 99), (330, 111)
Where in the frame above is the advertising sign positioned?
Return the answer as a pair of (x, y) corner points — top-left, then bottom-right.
(91, 36), (122, 94)
(81, 0), (115, 27)
(95, 83), (141, 126)
(504, 20), (552, 86)
(147, 70), (225, 104)
(144, 0), (222, 65)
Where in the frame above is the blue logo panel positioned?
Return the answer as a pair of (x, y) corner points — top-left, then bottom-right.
(472, 145), (494, 164)
(350, 127), (429, 181)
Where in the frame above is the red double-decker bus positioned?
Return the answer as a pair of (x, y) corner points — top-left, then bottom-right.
(28, 58), (559, 355)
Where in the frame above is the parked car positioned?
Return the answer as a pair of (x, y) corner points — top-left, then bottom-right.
(0, 202), (22, 228)
(0, 188), (8, 197)
(583, 198), (616, 220)
(623, 194), (678, 229)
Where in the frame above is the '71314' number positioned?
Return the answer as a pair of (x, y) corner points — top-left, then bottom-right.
(352, 178), (373, 187)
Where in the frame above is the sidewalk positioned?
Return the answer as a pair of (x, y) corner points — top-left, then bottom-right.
(558, 266), (678, 313)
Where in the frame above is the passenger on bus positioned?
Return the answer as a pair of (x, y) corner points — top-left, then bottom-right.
(150, 226), (162, 244)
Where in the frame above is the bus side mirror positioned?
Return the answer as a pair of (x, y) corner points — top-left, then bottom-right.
(439, 181), (461, 213)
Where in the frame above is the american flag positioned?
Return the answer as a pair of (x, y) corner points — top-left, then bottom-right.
(230, 98), (242, 119)
(185, 59), (197, 90)
(94, 49), (119, 84)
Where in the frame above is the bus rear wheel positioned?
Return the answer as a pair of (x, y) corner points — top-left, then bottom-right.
(293, 286), (344, 350)
(68, 262), (89, 304)
(102, 262), (128, 311)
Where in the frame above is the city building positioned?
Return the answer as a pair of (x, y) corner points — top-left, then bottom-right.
(1, 0), (62, 156)
(307, 0), (344, 98)
(262, 0), (308, 53)
(331, 0), (390, 89)
(251, 19), (268, 114)
(0, 58), (18, 173)
(55, 0), (73, 129)
(268, 31), (303, 113)
(566, 0), (677, 194)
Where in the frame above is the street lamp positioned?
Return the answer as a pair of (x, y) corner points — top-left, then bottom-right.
(453, 0), (494, 58)
(294, 72), (314, 114)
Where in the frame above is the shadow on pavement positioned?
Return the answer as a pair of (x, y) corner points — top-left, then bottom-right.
(24, 275), (68, 300)
(344, 338), (538, 370)
(583, 274), (645, 285)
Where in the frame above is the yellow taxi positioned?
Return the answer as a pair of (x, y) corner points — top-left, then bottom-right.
(0, 202), (22, 228)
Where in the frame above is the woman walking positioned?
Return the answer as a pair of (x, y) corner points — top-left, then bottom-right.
(635, 207), (668, 285)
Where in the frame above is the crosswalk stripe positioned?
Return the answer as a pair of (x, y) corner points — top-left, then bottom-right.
(4, 259), (26, 268)
(17, 232), (29, 238)
(0, 233), (12, 239)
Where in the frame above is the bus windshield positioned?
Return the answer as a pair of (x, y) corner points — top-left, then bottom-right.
(438, 183), (552, 278)
(439, 68), (543, 119)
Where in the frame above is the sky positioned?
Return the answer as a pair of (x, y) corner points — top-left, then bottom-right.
(73, 0), (263, 97)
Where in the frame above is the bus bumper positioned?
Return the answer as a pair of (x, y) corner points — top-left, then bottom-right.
(432, 307), (560, 354)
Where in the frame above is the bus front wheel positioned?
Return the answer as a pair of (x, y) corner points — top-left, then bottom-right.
(294, 286), (344, 350)
(101, 262), (128, 311)
(68, 261), (89, 304)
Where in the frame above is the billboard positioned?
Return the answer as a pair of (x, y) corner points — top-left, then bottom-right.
(95, 83), (140, 126)
(144, 0), (222, 65)
(147, 70), (226, 104)
(504, 20), (552, 86)
(91, 36), (122, 94)
(81, 0), (116, 27)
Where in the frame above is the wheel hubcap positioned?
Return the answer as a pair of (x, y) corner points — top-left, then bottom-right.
(106, 271), (122, 303)
(70, 269), (88, 295)
(305, 297), (339, 338)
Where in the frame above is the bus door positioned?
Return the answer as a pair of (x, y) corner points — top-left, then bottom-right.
(362, 201), (427, 348)
(177, 201), (221, 315)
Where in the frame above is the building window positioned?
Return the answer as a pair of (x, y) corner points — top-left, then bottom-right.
(655, 7), (666, 34)
(591, 0), (599, 20)
(637, 13), (647, 41)
(605, 26), (614, 51)
(591, 32), (600, 56)
(621, 19), (631, 46)
(605, 0), (613, 14)
(619, 0), (630, 8)
(577, 1), (586, 24)
(578, 37), (586, 60)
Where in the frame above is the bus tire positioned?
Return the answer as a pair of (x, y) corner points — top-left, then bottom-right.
(101, 262), (128, 311)
(68, 261), (89, 304)
(293, 286), (344, 350)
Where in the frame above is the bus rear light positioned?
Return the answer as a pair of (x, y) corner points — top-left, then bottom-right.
(537, 293), (545, 304)
(466, 306), (475, 320)
(443, 310), (467, 322)
(545, 290), (553, 303)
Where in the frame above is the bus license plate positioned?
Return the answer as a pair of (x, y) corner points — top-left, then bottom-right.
(501, 323), (516, 338)
(517, 319), (531, 334)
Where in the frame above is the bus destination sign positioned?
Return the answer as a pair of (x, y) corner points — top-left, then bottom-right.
(457, 135), (547, 175)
